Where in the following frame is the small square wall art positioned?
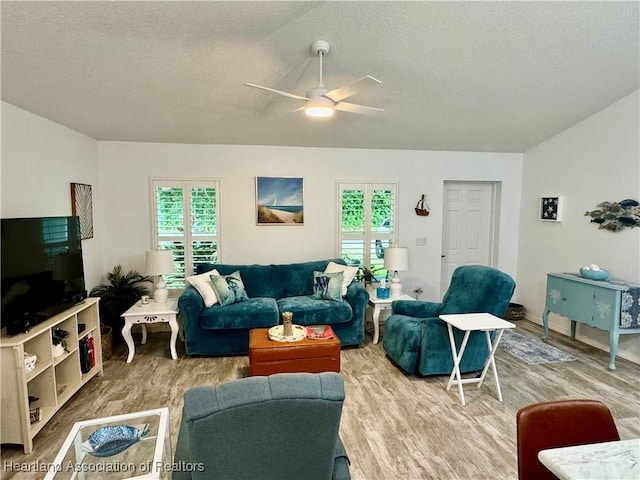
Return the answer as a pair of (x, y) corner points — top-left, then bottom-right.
(256, 177), (304, 225)
(539, 196), (563, 222)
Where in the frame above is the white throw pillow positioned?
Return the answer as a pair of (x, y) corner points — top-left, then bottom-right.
(186, 270), (220, 307)
(325, 261), (359, 296)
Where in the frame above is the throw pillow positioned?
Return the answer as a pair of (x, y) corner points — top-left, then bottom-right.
(324, 261), (359, 296)
(210, 271), (249, 306)
(186, 270), (220, 307)
(225, 271), (250, 303)
(312, 271), (344, 302)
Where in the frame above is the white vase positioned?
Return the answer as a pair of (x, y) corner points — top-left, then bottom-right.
(53, 344), (65, 357)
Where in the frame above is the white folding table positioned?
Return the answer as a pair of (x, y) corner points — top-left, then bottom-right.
(440, 313), (515, 406)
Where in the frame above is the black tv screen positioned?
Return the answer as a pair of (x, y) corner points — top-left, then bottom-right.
(1, 216), (86, 329)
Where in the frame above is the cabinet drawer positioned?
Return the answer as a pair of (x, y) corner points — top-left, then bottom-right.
(130, 314), (173, 324)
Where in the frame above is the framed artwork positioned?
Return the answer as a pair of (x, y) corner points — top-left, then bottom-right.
(256, 177), (304, 225)
(70, 183), (94, 239)
(539, 196), (563, 222)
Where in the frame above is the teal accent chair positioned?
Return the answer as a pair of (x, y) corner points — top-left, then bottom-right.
(173, 372), (350, 480)
(383, 265), (516, 376)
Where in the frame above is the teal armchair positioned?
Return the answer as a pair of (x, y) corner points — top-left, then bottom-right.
(383, 265), (515, 376)
(173, 372), (350, 480)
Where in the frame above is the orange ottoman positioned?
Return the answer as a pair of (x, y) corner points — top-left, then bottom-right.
(249, 327), (341, 376)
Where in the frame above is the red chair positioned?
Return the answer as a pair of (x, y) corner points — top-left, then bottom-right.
(516, 399), (620, 480)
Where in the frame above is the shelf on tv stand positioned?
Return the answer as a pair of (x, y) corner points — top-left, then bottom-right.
(0, 297), (103, 454)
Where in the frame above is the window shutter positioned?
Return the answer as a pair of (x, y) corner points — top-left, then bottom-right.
(152, 180), (219, 288)
(338, 182), (397, 277)
(189, 186), (218, 276)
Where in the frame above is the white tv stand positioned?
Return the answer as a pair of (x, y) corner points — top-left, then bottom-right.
(0, 297), (103, 453)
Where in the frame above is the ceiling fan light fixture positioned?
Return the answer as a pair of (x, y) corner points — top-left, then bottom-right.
(305, 91), (334, 118)
(305, 104), (335, 118)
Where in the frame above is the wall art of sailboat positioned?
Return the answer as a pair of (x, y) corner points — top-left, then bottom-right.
(256, 177), (304, 225)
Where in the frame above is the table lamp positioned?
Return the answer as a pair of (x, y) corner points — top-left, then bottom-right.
(384, 246), (409, 298)
(145, 250), (175, 303)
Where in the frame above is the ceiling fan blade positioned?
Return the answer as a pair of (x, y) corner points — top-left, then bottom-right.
(334, 101), (384, 114)
(324, 75), (382, 102)
(244, 83), (310, 101)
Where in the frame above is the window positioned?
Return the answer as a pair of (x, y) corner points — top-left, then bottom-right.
(151, 179), (220, 288)
(338, 182), (397, 278)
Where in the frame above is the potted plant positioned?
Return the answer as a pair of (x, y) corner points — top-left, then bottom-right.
(89, 265), (152, 352)
(52, 328), (69, 357)
(358, 266), (381, 292)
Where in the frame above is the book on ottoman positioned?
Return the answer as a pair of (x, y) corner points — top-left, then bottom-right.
(306, 325), (334, 339)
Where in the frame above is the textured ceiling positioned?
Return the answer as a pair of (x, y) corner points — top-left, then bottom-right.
(1, 1), (638, 152)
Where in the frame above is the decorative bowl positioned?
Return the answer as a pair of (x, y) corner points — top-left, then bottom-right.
(579, 268), (609, 281)
(82, 424), (149, 457)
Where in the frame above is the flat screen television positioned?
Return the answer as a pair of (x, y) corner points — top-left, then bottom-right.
(1, 216), (87, 334)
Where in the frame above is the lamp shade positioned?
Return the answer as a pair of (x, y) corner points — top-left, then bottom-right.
(145, 250), (175, 276)
(384, 247), (409, 271)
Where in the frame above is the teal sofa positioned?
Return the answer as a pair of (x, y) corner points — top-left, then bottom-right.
(383, 265), (515, 376)
(173, 372), (350, 480)
(178, 259), (368, 356)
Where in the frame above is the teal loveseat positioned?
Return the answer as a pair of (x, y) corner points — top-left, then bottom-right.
(178, 259), (368, 356)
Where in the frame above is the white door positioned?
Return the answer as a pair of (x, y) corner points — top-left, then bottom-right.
(441, 182), (498, 295)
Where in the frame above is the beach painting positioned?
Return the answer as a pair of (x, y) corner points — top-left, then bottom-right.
(256, 177), (304, 225)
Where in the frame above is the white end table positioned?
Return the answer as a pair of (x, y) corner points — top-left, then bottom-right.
(440, 313), (515, 405)
(121, 300), (180, 363)
(368, 292), (415, 344)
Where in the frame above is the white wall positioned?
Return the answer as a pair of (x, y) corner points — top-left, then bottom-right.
(518, 90), (640, 364)
(7, 95), (637, 367)
(1, 102), (103, 289)
(97, 143), (522, 300)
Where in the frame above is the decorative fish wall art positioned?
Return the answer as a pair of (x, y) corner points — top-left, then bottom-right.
(584, 199), (639, 231)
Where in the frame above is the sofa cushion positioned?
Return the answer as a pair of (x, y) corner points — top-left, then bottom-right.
(200, 297), (279, 330)
(312, 271), (343, 302)
(277, 296), (353, 326)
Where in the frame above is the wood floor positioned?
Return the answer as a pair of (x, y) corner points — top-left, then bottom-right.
(2, 320), (639, 480)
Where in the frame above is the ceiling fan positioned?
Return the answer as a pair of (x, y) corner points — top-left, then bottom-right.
(245, 40), (384, 118)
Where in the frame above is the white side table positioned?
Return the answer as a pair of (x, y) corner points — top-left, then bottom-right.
(121, 300), (179, 363)
(440, 313), (515, 406)
(368, 292), (415, 344)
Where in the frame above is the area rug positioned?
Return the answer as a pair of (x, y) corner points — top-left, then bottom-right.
(498, 329), (577, 365)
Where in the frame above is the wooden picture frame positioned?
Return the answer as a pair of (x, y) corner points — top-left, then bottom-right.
(539, 196), (563, 222)
(71, 183), (94, 239)
(256, 177), (304, 225)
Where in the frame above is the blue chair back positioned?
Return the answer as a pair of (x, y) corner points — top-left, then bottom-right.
(440, 264), (515, 317)
(174, 372), (349, 480)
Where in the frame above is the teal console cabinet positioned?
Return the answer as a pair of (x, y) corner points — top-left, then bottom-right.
(542, 273), (640, 371)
